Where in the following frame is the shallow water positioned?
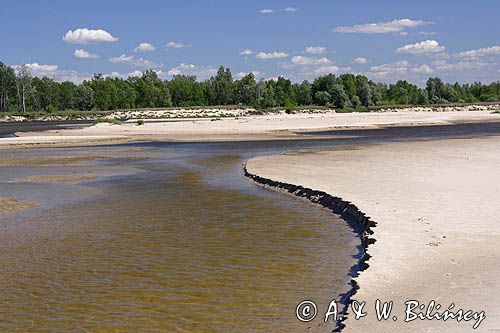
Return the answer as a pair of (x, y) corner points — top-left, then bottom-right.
(1, 122), (499, 332)
(0, 143), (356, 332)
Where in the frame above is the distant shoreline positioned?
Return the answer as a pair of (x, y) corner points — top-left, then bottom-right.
(1, 102), (499, 123)
(1, 109), (500, 148)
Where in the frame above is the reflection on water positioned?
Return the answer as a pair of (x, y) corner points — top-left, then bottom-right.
(0, 144), (356, 332)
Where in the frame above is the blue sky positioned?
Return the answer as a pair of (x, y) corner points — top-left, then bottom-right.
(1, 0), (499, 85)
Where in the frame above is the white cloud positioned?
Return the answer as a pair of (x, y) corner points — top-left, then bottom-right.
(73, 49), (99, 59)
(418, 31), (436, 36)
(56, 70), (92, 83)
(305, 46), (326, 55)
(166, 63), (217, 80)
(284, 7), (297, 12)
(432, 59), (492, 71)
(278, 55), (349, 81)
(14, 63), (90, 83)
(354, 57), (368, 64)
(16, 63), (58, 74)
(110, 71), (141, 79)
(166, 41), (191, 49)
(434, 52), (451, 59)
(334, 18), (431, 34)
(109, 54), (162, 68)
(240, 49), (253, 55)
(411, 64), (434, 74)
(134, 42), (156, 52)
(456, 45), (500, 58)
(256, 51), (289, 59)
(430, 59), (499, 82)
(396, 40), (445, 54)
(291, 56), (331, 66)
(260, 8), (273, 14)
(62, 28), (118, 44)
(367, 60), (410, 79)
(109, 54), (134, 63)
(311, 65), (341, 76)
(236, 71), (263, 79)
(398, 31), (409, 36)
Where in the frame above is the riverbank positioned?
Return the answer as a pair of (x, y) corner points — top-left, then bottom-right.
(1, 103), (499, 123)
(1, 110), (499, 147)
(245, 137), (500, 331)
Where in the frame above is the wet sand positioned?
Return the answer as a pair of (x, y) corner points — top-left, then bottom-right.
(0, 197), (37, 217)
(246, 137), (500, 331)
(12, 174), (98, 183)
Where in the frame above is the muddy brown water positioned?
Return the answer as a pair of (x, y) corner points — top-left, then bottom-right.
(1, 122), (499, 332)
(0, 142), (359, 333)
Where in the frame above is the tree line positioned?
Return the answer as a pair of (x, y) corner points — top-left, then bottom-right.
(1, 61), (499, 113)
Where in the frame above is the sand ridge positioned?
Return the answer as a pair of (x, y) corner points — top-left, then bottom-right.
(246, 137), (500, 332)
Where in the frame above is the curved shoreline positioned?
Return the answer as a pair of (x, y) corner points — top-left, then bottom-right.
(243, 164), (376, 331)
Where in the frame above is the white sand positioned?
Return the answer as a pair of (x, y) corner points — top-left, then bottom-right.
(2, 110), (499, 146)
(246, 137), (500, 332)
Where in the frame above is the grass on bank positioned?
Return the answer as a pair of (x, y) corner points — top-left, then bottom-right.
(93, 118), (122, 125)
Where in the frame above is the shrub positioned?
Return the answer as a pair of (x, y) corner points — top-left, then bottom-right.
(94, 118), (122, 125)
(46, 105), (58, 113)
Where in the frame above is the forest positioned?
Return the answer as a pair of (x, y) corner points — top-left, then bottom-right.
(1, 61), (500, 113)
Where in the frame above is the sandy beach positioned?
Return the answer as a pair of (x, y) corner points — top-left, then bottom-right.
(2, 111), (500, 331)
(246, 137), (500, 331)
(1, 110), (499, 147)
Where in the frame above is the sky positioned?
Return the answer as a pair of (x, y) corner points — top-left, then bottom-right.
(1, 0), (499, 85)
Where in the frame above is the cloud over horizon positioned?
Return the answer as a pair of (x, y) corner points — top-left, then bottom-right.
(166, 41), (191, 49)
(396, 40), (445, 54)
(134, 42), (156, 52)
(305, 46), (327, 55)
(334, 19), (431, 34)
(256, 51), (289, 59)
(73, 49), (99, 59)
(109, 54), (162, 68)
(456, 45), (500, 58)
(63, 28), (118, 44)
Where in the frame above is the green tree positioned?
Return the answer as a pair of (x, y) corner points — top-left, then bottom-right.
(426, 77), (446, 103)
(0, 62), (17, 112)
(295, 81), (313, 106)
(358, 82), (372, 107)
(234, 73), (257, 105)
(58, 81), (77, 110)
(329, 84), (349, 108)
(168, 75), (205, 107)
(210, 66), (233, 105)
(33, 77), (59, 111)
(76, 84), (95, 110)
(132, 70), (172, 108)
(315, 91), (331, 106)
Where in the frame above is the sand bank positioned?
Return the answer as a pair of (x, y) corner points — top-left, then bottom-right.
(246, 137), (500, 331)
(1, 110), (499, 147)
(0, 197), (37, 217)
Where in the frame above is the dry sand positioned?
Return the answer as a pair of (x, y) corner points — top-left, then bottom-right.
(1, 110), (499, 146)
(246, 137), (500, 332)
